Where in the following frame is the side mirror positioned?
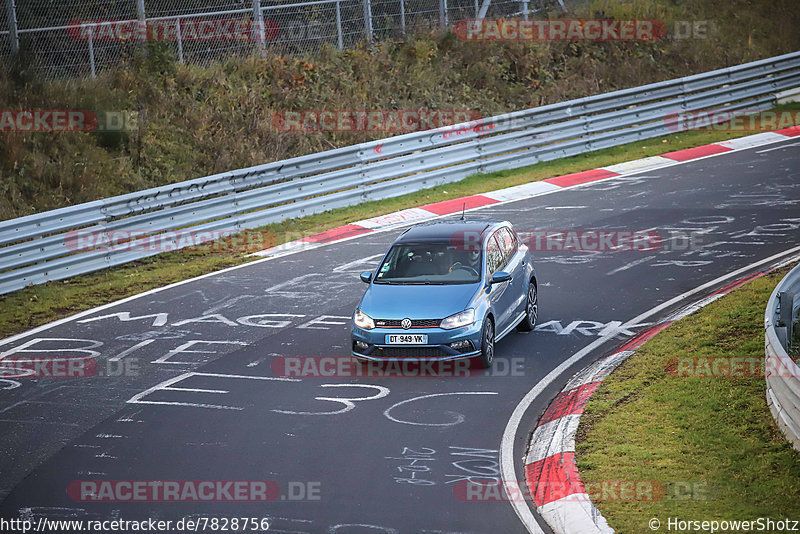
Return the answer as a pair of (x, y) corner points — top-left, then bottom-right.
(491, 271), (512, 284)
(360, 271), (373, 284)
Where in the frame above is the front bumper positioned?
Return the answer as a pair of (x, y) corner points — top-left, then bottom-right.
(351, 322), (482, 362)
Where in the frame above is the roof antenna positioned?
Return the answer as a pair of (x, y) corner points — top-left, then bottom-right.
(460, 202), (466, 220)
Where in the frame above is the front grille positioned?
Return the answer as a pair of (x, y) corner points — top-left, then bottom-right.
(372, 346), (453, 359)
(374, 318), (441, 328)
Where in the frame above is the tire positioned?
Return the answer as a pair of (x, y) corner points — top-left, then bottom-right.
(516, 280), (538, 332)
(478, 318), (495, 369)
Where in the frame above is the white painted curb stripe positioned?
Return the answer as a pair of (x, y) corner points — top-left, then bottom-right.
(352, 207), (440, 229)
(526, 415), (581, 464)
(600, 156), (674, 175)
(564, 350), (633, 391)
(715, 132), (788, 150)
(481, 181), (562, 202)
(539, 495), (614, 534)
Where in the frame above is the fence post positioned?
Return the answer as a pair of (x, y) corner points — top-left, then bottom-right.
(476, 0), (491, 20)
(252, 0), (266, 56)
(175, 18), (184, 62)
(88, 27), (96, 78)
(363, 0), (372, 41)
(521, 0), (529, 20)
(4, 0), (19, 55)
(400, 0), (406, 33)
(136, 0), (146, 41)
(335, 0), (343, 49)
(439, 0), (447, 28)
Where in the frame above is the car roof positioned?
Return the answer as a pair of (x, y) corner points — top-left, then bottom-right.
(393, 218), (508, 244)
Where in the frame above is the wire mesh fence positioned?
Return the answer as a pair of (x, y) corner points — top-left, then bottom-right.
(0, 0), (565, 78)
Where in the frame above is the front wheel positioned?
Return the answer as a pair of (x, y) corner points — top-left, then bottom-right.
(478, 318), (495, 369)
(517, 281), (538, 332)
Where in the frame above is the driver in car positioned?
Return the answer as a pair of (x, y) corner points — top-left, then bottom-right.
(449, 248), (481, 274)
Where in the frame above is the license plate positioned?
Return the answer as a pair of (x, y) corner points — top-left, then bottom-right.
(385, 334), (428, 345)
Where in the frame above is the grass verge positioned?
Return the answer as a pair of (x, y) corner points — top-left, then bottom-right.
(1, 107), (798, 339)
(576, 262), (800, 533)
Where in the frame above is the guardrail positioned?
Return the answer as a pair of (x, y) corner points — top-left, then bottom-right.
(1, 50), (800, 296)
(765, 263), (800, 452)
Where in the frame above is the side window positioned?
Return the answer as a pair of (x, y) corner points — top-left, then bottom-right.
(486, 234), (504, 275)
(496, 227), (517, 265)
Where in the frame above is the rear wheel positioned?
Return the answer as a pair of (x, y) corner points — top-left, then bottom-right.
(517, 281), (538, 332)
(478, 318), (495, 369)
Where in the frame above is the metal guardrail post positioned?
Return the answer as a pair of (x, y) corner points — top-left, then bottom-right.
(4, 0), (19, 55)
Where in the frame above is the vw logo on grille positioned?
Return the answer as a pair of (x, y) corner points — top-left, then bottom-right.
(401, 318), (412, 330)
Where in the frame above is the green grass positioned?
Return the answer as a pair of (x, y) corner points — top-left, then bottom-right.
(1, 105), (799, 339)
(576, 264), (800, 534)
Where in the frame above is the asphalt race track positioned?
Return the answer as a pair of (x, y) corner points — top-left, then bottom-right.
(1, 138), (799, 533)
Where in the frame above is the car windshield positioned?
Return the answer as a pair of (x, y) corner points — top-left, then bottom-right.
(374, 242), (482, 284)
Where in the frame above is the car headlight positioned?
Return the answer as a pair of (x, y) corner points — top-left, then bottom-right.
(354, 309), (375, 330)
(440, 308), (475, 330)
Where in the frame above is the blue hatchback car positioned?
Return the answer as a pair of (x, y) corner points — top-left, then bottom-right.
(351, 219), (537, 368)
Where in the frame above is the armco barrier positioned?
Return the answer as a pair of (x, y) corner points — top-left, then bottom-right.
(1, 51), (800, 294)
(765, 263), (800, 452)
